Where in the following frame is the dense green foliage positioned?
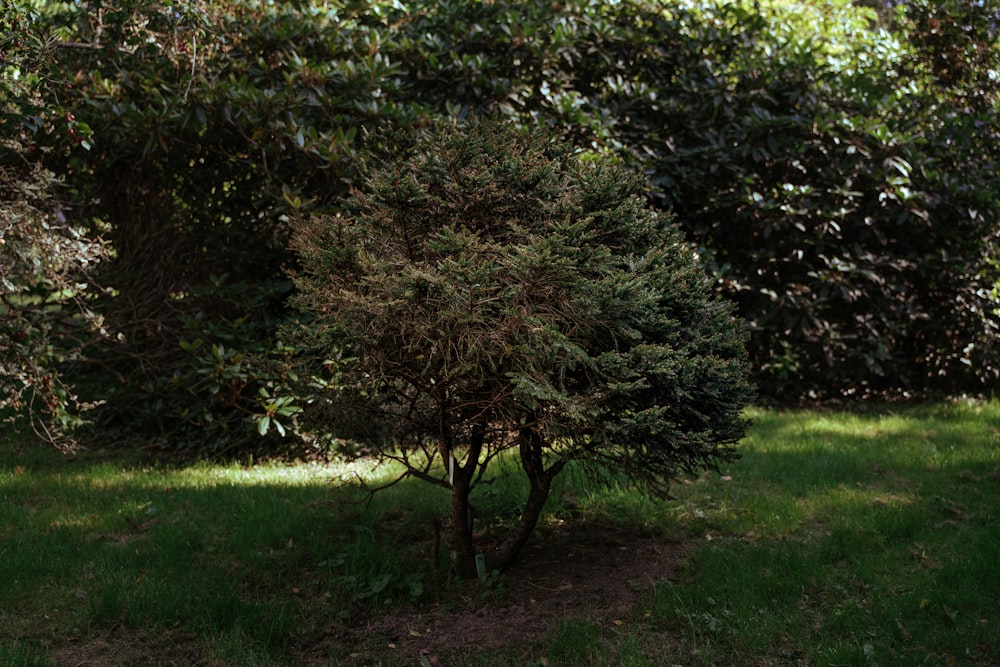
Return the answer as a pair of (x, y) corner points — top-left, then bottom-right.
(13, 0), (375, 450)
(287, 118), (753, 571)
(0, 2), (105, 445)
(617, 1), (1000, 399)
(3, 0), (998, 449)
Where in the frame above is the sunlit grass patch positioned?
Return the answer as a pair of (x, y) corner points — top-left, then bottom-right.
(0, 446), (448, 664)
(641, 400), (1000, 666)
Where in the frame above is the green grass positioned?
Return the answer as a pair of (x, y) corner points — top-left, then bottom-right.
(0, 641), (51, 667)
(1, 401), (999, 666)
(632, 402), (1000, 667)
(0, 452), (446, 664)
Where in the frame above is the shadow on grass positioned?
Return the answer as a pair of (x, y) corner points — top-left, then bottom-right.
(0, 441), (619, 664)
(0, 446), (459, 662)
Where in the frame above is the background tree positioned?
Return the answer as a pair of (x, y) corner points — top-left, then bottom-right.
(286, 119), (754, 574)
(18, 0), (421, 453)
(578, 0), (1000, 400)
(9, 0), (997, 455)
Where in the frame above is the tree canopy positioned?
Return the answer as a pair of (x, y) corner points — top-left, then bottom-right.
(286, 119), (754, 572)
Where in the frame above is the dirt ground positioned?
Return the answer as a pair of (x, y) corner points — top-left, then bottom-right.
(47, 523), (689, 667)
(336, 522), (689, 666)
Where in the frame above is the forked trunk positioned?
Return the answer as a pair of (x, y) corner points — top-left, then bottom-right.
(449, 426), (564, 577)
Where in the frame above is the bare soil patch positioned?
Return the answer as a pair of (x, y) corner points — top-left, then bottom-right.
(334, 521), (690, 666)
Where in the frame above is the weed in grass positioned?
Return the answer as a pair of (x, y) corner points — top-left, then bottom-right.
(608, 632), (652, 667)
(202, 628), (289, 667)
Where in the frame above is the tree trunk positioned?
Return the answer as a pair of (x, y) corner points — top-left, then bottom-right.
(449, 424), (485, 578)
(449, 426), (564, 576)
(449, 473), (479, 578)
(482, 465), (553, 572)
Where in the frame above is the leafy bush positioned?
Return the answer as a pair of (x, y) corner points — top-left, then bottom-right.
(605, 1), (1000, 399)
(391, 0), (1000, 400)
(285, 118), (754, 573)
(1, 3), (106, 446)
(13, 0), (999, 454)
(381, 0), (1000, 401)
(24, 0), (416, 452)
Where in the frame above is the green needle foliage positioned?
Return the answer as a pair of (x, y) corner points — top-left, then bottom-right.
(286, 118), (754, 573)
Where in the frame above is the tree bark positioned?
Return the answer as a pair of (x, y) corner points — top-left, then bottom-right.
(449, 423), (485, 578)
(449, 473), (479, 578)
(482, 462), (554, 572)
(449, 426), (565, 576)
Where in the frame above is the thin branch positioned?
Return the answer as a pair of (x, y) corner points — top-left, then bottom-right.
(182, 33), (196, 100)
(352, 467), (411, 497)
(53, 41), (104, 51)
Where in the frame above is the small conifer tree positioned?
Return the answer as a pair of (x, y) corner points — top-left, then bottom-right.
(287, 118), (754, 574)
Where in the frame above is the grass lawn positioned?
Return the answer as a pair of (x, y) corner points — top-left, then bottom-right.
(1, 401), (998, 666)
